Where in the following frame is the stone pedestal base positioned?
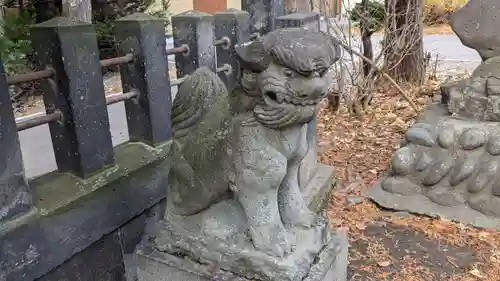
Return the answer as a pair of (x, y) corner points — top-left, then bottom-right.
(135, 228), (348, 281)
(368, 103), (500, 230)
(134, 163), (346, 281)
(303, 163), (336, 212)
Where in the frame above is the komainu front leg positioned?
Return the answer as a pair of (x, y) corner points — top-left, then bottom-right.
(237, 186), (292, 257)
(279, 160), (316, 227)
(232, 146), (292, 257)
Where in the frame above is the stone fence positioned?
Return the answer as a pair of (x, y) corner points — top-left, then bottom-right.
(0, 5), (322, 281)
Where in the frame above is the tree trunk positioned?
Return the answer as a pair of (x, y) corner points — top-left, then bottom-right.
(360, 0), (374, 77)
(384, 0), (425, 85)
(62, 0), (92, 23)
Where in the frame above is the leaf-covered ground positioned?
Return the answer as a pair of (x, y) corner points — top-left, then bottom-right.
(318, 79), (500, 280)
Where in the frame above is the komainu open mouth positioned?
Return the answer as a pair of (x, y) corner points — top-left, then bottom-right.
(264, 91), (322, 106)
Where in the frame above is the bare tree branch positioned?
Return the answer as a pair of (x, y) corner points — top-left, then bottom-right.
(337, 40), (420, 112)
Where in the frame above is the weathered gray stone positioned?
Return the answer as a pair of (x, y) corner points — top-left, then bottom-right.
(486, 132), (500, 155)
(459, 128), (487, 150)
(415, 151), (433, 171)
(369, 105), (500, 230)
(451, 0), (500, 61)
(370, 179), (500, 230)
(421, 151), (453, 186)
(369, 1), (500, 230)
(467, 158), (499, 193)
(450, 157), (476, 186)
(138, 28), (345, 281)
(0, 60), (31, 223)
(381, 177), (421, 196)
(37, 232), (126, 281)
(438, 127), (456, 148)
(391, 146), (417, 175)
(136, 227), (349, 281)
(0, 142), (171, 281)
(406, 127), (435, 147)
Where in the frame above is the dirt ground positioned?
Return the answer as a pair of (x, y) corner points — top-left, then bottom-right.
(317, 78), (500, 281)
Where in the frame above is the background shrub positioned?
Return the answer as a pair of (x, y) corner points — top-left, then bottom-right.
(0, 9), (35, 74)
(350, 0), (386, 33)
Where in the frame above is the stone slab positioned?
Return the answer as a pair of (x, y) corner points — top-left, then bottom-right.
(136, 163), (342, 281)
(302, 163), (336, 213)
(37, 232), (126, 281)
(154, 214), (331, 281)
(368, 181), (500, 230)
(0, 142), (171, 281)
(136, 228), (348, 281)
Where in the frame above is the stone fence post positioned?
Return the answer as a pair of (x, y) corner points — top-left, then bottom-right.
(214, 9), (251, 93)
(242, 0), (285, 35)
(276, 12), (321, 31)
(114, 13), (173, 146)
(171, 11), (216, 79)
(0, 61), (32, 222)
(31, 17), (114, 178)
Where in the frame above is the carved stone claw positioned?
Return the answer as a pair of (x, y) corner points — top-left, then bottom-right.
(249, 223), (294, 258)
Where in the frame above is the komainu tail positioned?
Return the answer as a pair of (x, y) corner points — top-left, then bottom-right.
(168, 67), (232, 216)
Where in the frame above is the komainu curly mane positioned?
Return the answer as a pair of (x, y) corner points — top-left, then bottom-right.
(234, 28), (341, 128)
(236, 28), (340, 73)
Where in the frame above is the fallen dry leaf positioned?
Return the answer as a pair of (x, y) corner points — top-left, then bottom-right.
(469, 269), (486, 279)
(355, 223), (367, 230)
(377, 260), (392, 267)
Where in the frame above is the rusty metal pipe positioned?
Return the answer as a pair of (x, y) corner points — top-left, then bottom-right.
(216, 64), (232, 74)
(215, 37), (231, 49)
(166, 44), (189, 56)
(100, 53), (134, 68)
(105, 91), (139, 105)
(16, 110), (62, 131)
(6, 69), (54, 86)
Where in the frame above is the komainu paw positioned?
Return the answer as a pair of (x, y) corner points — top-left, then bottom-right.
(249, 223), (294, 258)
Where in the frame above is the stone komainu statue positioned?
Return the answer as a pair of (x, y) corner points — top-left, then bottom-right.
(165, 28), (340, 259)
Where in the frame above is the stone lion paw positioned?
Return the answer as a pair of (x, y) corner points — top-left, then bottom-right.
(249, 223), (293, 258)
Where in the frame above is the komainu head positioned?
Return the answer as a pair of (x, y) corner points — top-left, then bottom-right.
(236, 28), (341, 128)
